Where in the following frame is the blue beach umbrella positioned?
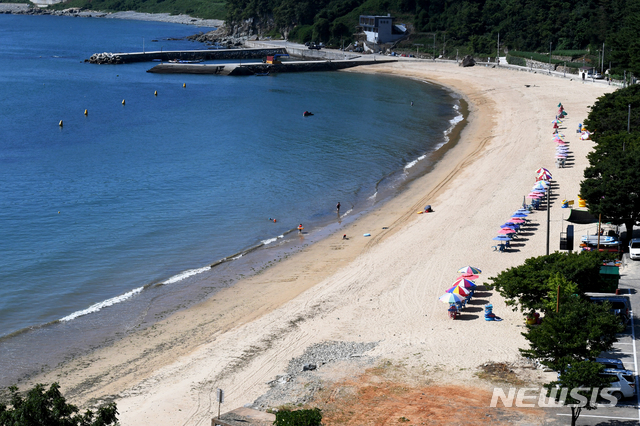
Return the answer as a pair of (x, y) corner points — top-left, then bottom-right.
(512, 213), (528, 218)
(439, 292), (464, 304)
(493, 235), (512, 241)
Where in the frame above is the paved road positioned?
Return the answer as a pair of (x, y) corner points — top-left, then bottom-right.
(544, 254), (640, 425)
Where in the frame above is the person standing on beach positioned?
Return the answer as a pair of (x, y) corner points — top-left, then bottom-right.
(336, 202), (341, 214)
(298, 224), (304, 234)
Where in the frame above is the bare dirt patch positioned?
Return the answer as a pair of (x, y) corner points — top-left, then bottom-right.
(307, 366), (545, 426)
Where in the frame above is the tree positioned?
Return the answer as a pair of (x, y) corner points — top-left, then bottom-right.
(545, 360), (614, 426)
(0, 383), (118, 426)
(583, 85), (640, 138)
(520, 297), (622, 373)
(580, 133), (640, 245)
(486, 251), (607, 314)
(521, 298), (622, 426)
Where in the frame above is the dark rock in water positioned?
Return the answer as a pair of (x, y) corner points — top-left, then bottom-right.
(302, 363), (317, 371)
(460, 55), (475, 67)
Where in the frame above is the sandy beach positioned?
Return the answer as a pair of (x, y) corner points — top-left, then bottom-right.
(24, 61), (615, 424)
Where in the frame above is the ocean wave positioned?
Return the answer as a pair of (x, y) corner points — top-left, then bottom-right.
(340, 208), (353, 218)
(162, 266), (210, 285)
(261, 234), (284, 245)
(440, 107), (465, 146)
(404, 154), (427, 171)
(59, 286), (144, 322)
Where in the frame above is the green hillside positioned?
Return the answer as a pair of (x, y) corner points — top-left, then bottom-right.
(226, 0), (640, 75)
(40, 0), (640, 74)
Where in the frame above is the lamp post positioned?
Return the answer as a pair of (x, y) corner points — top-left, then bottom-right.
(548, 41), (552, 74)
(433, 33), (436, 61)
(414, 43), (424, 57)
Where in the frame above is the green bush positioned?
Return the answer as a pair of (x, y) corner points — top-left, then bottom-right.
(506, 54), (526, 66)
(274, 408), (322, 426)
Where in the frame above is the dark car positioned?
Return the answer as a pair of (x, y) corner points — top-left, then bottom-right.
(308, 43), (322, 50)
(588, 295), (632, 326)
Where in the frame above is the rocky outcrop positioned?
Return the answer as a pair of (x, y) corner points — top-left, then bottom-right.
(459, 55), (475, 67)
(187, 17), (283, 49)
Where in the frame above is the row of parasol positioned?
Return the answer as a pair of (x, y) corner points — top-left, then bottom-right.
(439, 266), (482, 318)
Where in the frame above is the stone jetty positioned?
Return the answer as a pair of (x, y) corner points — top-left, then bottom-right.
(88, 48), (285, 64)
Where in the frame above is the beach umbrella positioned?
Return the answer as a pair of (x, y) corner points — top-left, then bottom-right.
(510, 218), (526, 223)
(493, 235), (512, 241)
(555, 153), (568, 158)
(513, 210), (529, 215)
(451, 278), (477, 289)
(455, 274), (479, 281)
(537, 169), (552, 178)
(499, 228), (516, 234)
(536, 168), (551, 174)
(439, 292), (464, 304)
(512, 213), (528, 217)
(528, 193), (544, 198)
(457, 266), (482, 275)
(446, 285), (472, 296)
(500, 224), (517, 229)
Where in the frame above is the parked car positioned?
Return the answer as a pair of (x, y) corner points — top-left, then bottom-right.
(596, 357), (626, 370)
(629, 238), (640, 260)
(587, 294), (631, 326)
(600, 368), (636, 401)
(308, 43), (321, 50)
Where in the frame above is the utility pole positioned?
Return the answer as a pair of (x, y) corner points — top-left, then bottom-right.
(433, 33), (436, 61)
(547, 183), (551, 256)
(602, 42), (605, 74)
(546, 184), (551, 255)
(443, 34), (446, 57)
(629, 104), (631, 134)
(497, 32), (500, 66)
(548, 41), (552, 74)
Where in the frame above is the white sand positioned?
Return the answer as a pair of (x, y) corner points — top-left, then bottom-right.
(28, 61), (615, 425)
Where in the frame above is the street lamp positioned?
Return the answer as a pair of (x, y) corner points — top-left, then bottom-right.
(548, 42), (552, 74)
(433, 33), (436, 61)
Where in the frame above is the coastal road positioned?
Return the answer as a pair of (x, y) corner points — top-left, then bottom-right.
(543, 255), (640, 425)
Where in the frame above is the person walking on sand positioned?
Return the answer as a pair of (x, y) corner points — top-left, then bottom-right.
(336, 202), (341, 214)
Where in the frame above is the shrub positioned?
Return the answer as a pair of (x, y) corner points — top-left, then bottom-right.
(274, 407), (322, 426)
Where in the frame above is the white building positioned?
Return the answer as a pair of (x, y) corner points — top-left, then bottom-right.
(359, 14), (407, 44)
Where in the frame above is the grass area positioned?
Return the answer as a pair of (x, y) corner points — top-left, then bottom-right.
(48, 0), (225, 19)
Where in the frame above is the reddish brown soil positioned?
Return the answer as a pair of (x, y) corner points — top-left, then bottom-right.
(309, 371), (545, 425)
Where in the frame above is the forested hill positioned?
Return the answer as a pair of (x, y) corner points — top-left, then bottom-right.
(41, 0), (639, 74)
(225, 0), (640, 74)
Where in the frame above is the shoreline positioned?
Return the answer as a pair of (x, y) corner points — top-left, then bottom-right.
(22, 62), (615, 425)
(0, 67), (464, 389)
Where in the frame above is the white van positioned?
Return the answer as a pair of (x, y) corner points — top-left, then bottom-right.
(629, 238), (640, 260)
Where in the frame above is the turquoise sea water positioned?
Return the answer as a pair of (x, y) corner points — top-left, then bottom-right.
(0, 14), (461, 385)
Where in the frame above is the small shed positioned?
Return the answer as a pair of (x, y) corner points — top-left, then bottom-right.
(599, 265), (620, 292)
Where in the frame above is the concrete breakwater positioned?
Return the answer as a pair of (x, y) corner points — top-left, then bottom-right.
(88, 48), (286, 64)
(146, 59), (396, 76)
